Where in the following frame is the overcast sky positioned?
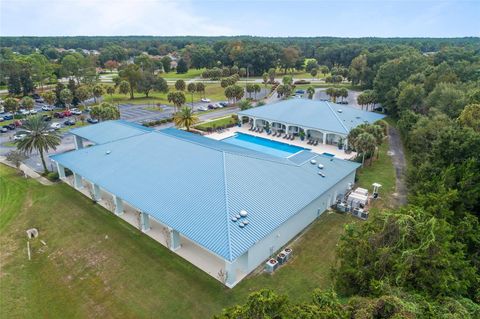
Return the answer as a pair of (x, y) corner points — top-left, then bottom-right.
(1, 0), (479, 37)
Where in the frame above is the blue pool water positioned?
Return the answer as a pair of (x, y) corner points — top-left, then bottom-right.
(222, 133), (306, 158)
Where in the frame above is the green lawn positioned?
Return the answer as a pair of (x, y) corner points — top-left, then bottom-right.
(355, 130), (396, 212)
(0, 133), (396, 318)
(104, 83), (227, 106)
(161, 68), (206, 79)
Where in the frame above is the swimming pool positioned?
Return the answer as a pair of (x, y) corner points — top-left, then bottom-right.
(222, 133), (306, 158)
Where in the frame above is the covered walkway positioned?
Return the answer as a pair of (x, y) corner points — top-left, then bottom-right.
(62, 174), (247, 286)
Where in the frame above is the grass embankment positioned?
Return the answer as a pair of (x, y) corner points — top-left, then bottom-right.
(195, 116), (237, 131)
(0, 134), (396, 318)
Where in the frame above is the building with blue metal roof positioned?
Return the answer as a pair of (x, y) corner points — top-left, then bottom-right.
(50, 121), (360, 287)
(238, 99), (385, 147)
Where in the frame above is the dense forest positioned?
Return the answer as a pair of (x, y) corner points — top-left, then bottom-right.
(1, 36), (479, 318)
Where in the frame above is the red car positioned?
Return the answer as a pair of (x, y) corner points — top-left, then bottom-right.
(63, 110), (72, 117)
(14, 120), (22, 127)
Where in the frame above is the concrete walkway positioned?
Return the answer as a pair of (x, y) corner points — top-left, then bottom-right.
(0, 156), (53, 185)
(387, 126), (408, 207)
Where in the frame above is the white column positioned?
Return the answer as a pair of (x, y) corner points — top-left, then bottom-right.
(74, 135), (84, 150)
(56, 162), (66, 179)
(73, 172), (83, 189)
(91, 182), (101, 201)
(139, 212), (150, 232)
(322, 132), (327, 144)
(225, 260), (237, 288)
(169, 228), (181, 251)
(113, 195), (124, 215)
(344, 138), (349, 150)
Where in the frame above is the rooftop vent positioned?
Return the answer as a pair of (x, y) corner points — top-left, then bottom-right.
(318, 164), (324, 169)
(318, 171), (326, 177)
(239, 222), (245, 228)
(243, 220), (249, 225)
(310, 159), (317, 164)
(231, 216), (238, 222)
(337, 109), (343, 113)
(239, 210), (248, 218)
(235, 214), (241, 219)
(105, 150), (111, 155)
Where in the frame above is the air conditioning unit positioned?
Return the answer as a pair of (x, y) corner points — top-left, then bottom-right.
(265, 258), (279, 273)
(277, 252), (287, 265)
(283, 248), (293, 261)
(360, 211), (369, 220)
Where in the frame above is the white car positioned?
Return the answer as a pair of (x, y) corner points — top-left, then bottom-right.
(19, 109), (29, 115)
(14, 134), (26, 141)
(200, 98), (211, 103)
(29, 109), (38, 114)
(71, 108), (82, 115)
(50, 122), (62, 130)
(215, 103), (224, 108)
(42, 105), (54, 111)
(197, 106), (208, 112)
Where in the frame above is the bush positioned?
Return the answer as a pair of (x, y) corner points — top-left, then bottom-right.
(294, 80), (311, 85)
(47, 171), (59, 181)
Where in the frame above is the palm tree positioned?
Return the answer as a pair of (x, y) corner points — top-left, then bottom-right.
(306, 86), (315, 99)
(167, 91), (186, 112)
(16, 115), (61, 174)
(174, 106), (199, 131)
(187, 83), (196, 108)
(355, 132), (376, 167)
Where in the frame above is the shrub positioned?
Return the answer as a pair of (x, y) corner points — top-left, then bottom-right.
(294, 80), (311, 85)
(46, 172), (59, 181)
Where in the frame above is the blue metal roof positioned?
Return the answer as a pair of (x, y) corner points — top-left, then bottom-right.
(238, 99), (385, 135)
(70, 120), (153, 144)
(51, 124), (359, 261)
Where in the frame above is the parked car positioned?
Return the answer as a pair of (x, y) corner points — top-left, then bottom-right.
(50, 122), (62, 130)
(63, 110), (72, 117)
(0, 117), (4, 122)
(2, 113), (13, 120)
(53, 112), (65, 118)
(219, 101), (229, 107)
(42, 105), (54, 111)
(13, 120), (22, 127)
(14, 133), (26, 141)
(207, 104), (215, 109)
(64, 119), (76, 126)
(197, 105), (208, 112)
(0, 127), (8, 133)
(29, 109), (38, 114)
(201, 98), (211, 103)
(87, 118), (99, 124)
(4, 124), (16, 130)
(42, 115), (52, 122)
(18, 109), (30, 116)
(70, 108), (82, 115)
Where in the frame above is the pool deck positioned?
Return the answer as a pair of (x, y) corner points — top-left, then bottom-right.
(207, 125), (357, 160)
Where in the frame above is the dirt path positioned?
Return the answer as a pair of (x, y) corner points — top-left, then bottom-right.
(388, 126), (408, 207)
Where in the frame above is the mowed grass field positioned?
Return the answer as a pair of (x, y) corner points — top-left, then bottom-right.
(0, 132), (395, 318)
(103, 83), (227, 106)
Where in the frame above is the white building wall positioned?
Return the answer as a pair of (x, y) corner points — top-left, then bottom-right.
(244, 171), (356, 273)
